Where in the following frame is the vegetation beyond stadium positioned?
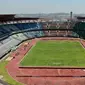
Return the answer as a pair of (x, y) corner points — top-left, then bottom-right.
(21, 40), (85, 67)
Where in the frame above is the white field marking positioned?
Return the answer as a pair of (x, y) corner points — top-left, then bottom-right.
(72, 40), (85, 67)
(19, 38), (85, 67)
(18, 39), (39, 66)
(5, 39), (84, 85)
(5, 57), (13, 61)
(58, 69), (61, 75)
(83, 70), (85, 71)
(6, 41), (31, 85)
(72, 39), (85, 50)
(15, 40), (32, 65)
(79, 40), (85, 49)
(16, 38), (85, 67)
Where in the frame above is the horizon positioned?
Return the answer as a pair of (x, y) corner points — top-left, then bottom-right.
(1, 12), (85, 15)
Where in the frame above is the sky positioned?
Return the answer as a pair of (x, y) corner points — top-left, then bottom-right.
(0, 0), (85, 14)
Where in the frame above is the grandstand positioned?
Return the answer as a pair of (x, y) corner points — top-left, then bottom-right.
(1, 14), (85, 85)
(0, 15), (44, 58)
(0, 14), (85, 59)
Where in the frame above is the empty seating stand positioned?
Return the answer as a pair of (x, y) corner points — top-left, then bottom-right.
(0, 22), (44, 59)
(1, 22), (85, 59)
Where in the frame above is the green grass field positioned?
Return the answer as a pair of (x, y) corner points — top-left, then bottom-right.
(0, 61), (23, 85)
(21, 40), (85, 67)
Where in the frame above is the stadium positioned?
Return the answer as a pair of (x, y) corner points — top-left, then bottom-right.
(0, 13), (85, 85)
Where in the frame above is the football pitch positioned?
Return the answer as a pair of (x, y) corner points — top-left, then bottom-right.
(20, 40), (85, 67)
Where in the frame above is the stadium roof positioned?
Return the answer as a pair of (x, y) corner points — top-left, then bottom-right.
(0, 14), (15, 18)
(0, 14), (15, 21)
(77, 16), (85, 20)
(0, 14), (39, 22)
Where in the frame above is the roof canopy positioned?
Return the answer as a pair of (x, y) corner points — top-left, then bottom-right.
(77, 16), (85, 20)
(0, 14), (39, 22)
(0, 14), (15, 21)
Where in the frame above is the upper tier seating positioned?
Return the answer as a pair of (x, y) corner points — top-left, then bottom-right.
(0, 23), (43, 39)
(14, 23), (41, 30)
